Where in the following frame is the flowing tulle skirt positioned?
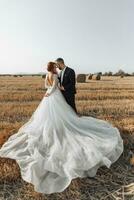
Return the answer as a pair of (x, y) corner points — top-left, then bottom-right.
(0, 88), (124, 194)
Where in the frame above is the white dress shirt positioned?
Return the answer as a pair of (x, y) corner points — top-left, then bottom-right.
(61, 66), (67, 84)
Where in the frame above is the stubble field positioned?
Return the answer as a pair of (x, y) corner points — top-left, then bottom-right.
(0, 75), (134, 200)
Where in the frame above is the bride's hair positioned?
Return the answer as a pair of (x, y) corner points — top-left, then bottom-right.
(47, 62), (57, 74)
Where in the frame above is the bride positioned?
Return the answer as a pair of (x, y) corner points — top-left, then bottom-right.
(0, 61), (124, 194)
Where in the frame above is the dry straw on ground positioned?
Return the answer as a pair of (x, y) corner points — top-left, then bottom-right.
(0, 75), (134, 200)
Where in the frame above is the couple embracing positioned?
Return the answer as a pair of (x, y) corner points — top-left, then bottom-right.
(45, 57), (77, 113)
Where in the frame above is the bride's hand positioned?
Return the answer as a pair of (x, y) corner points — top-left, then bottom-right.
(58, 86), (65, 91)
(44, 93), (50, 97)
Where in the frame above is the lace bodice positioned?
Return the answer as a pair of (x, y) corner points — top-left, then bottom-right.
(45, 74), (59, 95)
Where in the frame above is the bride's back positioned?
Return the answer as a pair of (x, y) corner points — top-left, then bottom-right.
(45, 73), (54, 86)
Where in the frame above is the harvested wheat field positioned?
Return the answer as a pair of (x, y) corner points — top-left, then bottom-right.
(0, 75), (134, 200)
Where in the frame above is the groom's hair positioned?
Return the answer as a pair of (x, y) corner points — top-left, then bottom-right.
(56, 57), (64, 64)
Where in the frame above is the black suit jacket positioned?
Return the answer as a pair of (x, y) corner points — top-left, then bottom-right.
(58, 66), (76, 95)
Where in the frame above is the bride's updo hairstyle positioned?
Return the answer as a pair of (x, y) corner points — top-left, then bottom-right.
(47, 62), (57, 74)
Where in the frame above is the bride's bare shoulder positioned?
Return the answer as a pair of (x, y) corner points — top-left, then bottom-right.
(46, 73), (58, 80)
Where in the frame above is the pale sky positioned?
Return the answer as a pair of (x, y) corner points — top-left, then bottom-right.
(0, 0), (133, 74)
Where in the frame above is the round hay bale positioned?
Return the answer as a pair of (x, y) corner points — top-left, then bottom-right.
(42, 74), (46, 79)
(87, 73), (93, 80)
(77, 74), (86, 83)
(92, 74), (101, 80)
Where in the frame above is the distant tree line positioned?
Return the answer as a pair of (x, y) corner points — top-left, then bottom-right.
(0, 74), (45, 77)
(102, 69), (134, 76)
(0, 69), (133, 78)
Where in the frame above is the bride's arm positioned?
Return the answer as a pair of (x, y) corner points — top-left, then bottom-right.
(45, 74), (50, 89)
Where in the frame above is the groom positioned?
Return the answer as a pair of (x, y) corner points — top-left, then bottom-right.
(55, 57), (77, 113)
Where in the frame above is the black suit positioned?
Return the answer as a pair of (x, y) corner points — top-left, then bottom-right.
(58, 66), (77, 113)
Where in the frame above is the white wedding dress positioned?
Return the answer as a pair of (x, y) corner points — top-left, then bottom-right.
(0, 74), (124, 194)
